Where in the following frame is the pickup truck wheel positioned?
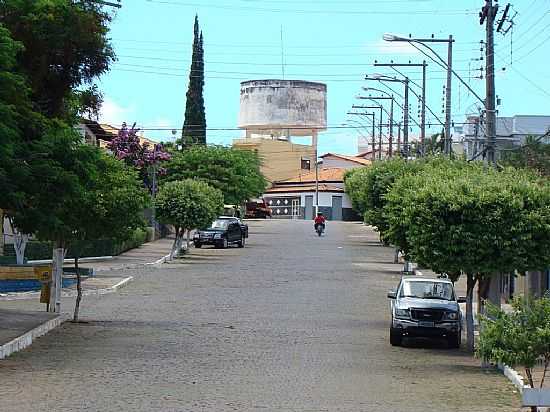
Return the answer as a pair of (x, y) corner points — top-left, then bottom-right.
(194, 242), (202, 249)
(238, 236), (245, 248)
(390, 327), (402, 346)
(447, 332), (461, 349)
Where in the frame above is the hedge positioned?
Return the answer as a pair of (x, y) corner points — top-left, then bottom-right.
(2, 228), (148, 260)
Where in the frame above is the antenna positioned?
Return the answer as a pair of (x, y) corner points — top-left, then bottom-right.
(280, 25), (285, 79)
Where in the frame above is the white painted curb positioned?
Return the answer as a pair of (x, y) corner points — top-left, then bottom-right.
(0, 313), (69, 360)
(498, 363), (529, 393)
(27, 256), (113, 264)
(0, 276), (134, 301)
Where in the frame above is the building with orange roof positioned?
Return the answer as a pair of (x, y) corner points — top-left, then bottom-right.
(263, 160), (366, 221)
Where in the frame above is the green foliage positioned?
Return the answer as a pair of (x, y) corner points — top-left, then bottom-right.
(3, 228), (148, 260)
(154, 179), (223, 233)
(0, 0), (115, 120)
(385, 161), (550, 274)
(182, 15), (206, 146)
(8, 122), (149, 248)
(164, 145), (267, 205)
(500, 136), (550, 177)
(477, 297), (550, 388)
(344, 158), (424, 241)
(0, 24), (45, 211)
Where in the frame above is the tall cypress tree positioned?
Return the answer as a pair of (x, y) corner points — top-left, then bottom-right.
(182, 15), (206, 147)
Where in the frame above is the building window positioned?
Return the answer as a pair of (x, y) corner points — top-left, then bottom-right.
(301, 157), (311, 170)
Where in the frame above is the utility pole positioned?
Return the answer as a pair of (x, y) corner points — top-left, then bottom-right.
(348, 112), (376, 159)
(373, 62), (427, 156)
(403, 78), (410, 158)
(481, 0), (498, 165)
(357, 95), (395, 158)
(352, 105), (384, 159)
(444, 35), (453, 155)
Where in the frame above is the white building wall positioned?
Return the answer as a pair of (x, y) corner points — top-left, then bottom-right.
(322, 158), (363, 169)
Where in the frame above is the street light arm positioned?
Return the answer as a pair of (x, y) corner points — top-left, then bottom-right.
(383, 68), (445, 127)
(407, 41), (485, 105)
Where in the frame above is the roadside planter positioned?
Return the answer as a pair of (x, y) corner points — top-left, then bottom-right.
(523, 388), (550, 408)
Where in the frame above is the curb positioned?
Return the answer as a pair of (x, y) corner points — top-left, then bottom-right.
(498, 363), (529, 393)
(28, 256), (113, 265)
(0, 313), (69, 360)
(0, 276), (134, 301)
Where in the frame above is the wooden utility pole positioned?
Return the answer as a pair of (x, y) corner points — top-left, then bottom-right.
(481, 0), (498, 165)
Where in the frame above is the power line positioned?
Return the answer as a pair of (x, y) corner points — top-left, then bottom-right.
(146, 0), (478, 16)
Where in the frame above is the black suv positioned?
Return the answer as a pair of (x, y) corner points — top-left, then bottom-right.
(387, 276), (465, 348)
(193, 217), (248, 249)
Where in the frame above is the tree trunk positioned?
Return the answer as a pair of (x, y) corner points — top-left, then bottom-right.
(8, 218), (29, 265)
(477, 275), (491, 316)
(170, 226), (183, 260)
(186, 229), (191, 250)
(393, 248), (399, 264)
(73, 255), (82, 322)
(466, 272), (477, 352)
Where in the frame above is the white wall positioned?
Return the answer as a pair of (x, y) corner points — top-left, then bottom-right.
(322, 157), (363, 169)
(297, 191), (352, 208)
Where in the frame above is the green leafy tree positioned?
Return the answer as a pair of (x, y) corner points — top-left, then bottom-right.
(164, 145), (267, 205)
(181, 15), (206, 146)
(477, 297), (550, 411)
(68, 154), (149, 322)
(500, 135), (550, 177)
(385, 162), (550, 351)
(344, 158), (424, 243)
(0, 24), (45, 218)
(0, 0), (115, 120)
(154, 179), (223, 259)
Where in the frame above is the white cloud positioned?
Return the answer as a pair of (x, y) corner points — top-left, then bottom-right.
(99, 97), (136, 127)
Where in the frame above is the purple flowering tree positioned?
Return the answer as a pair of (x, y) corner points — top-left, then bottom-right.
(107, 122), (171, 194)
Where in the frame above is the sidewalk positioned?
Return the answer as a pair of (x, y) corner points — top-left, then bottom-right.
(0, 235), (174, 359)
(0, 309), (64, 359)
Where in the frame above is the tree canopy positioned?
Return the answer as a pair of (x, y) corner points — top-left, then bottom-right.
(164, 145), (267, 205)
(181, 15), (206, 146)
(0, 0), (115, 120)
(155, 179), (223, 257)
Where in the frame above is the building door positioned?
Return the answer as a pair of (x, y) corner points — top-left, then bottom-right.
(331, 196), (343, 221)
(305, 195), (314, 220)
(291, 199), (300, 219)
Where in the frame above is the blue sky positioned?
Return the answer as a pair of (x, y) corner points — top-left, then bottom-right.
(97, 0), (550, 155)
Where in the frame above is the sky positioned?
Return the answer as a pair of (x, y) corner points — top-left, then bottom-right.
(97, 0), (550, 155)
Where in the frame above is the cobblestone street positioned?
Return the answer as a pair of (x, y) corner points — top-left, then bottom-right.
(0, 220), (521, 411)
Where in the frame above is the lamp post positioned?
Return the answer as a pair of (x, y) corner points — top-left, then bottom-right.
(383, 33), (486, 156)
(383, 33), (453, 154)
(373, 62), (427, 156)
(365, 74), (409, 158)
(357, 95), (394, 157)
(347, 112), (376, 160)
(352, 105), (384, 160)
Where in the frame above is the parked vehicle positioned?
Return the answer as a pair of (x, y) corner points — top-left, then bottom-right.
(193, 217), (247, 249)
(245, 198), (272, 219)
(223, 204), (243, 218)
(387, 276), (466, 348)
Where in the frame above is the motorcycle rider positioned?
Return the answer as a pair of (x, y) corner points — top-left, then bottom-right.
(314, 212), (326, 233)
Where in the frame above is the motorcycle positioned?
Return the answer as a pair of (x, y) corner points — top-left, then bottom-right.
(315, 223), (325, 237)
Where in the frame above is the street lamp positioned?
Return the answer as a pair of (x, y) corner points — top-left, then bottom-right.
(383, 33), (484, 155)
(351, 104), (384, 160)
(347, 112), (376, 160)
(357, 94), (395, 157)
(365, 74), (410, 157)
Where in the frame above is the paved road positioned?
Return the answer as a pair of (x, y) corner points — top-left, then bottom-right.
(0, 220), (521, 411)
